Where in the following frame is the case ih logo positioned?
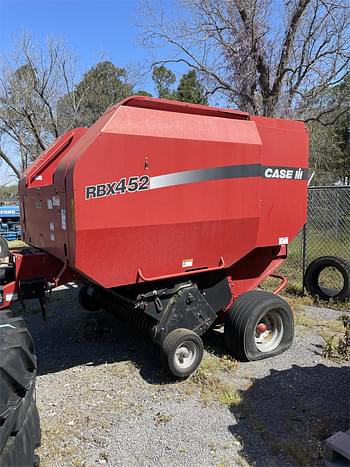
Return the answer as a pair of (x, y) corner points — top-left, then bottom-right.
(264, 167), (304, 180)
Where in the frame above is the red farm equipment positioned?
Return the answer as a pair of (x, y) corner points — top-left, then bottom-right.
(0, 96), (308, 381)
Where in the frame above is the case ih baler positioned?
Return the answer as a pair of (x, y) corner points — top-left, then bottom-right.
(1, 96), (308, 378)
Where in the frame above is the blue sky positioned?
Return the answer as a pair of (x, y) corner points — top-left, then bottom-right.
(0, 0), (187, 183)
(0, 0), (176, 91)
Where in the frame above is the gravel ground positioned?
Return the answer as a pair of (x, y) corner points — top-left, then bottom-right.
(18, 286), (350, 467)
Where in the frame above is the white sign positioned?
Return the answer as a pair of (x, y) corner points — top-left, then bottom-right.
(61, 209), (67, 230)
(182, 258), (193, 268)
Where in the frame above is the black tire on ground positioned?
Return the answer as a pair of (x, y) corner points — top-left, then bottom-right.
(224, 290), (294, 362)
(78, 283), (100, 311)
(304, 256), (350, 302)
(160, 328), (204, 379)
(0, 310), (41, 467)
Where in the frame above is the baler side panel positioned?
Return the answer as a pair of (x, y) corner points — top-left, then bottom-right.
(252, 117), (308, 248)
(19, 129), (87, 262)
(71, 106), (263, 288)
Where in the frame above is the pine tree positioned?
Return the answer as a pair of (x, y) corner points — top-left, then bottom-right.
(152, 66), (177, 99)
(176, 70), (208, 105)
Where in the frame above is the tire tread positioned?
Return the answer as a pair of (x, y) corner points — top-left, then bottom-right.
(0, 311), (40, 466)
(224, 290), (294, 361)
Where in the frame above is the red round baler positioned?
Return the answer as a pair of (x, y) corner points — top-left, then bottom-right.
(1, 97), (308, 377)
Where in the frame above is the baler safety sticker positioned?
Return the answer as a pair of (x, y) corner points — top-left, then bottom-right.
(84, 165), (308, 200)
(50, 222), (55, 241)
(52, 196), (60, 207)
(61, 209), (67, 230)
(182, 259), (193, 268)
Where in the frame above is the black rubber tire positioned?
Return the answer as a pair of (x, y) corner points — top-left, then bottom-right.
(304, 256), (350, 301)
(160, 328), (204, 379)
(0, 310), (41, 467)
(224, 290), (294, 362)
(0, 235), (9, 261)
(78, 283), (100, 311)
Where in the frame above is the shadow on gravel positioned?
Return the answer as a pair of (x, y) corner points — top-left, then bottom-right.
(15, 286), (165, 383)
(228, 364), (350, 467)
(18, 285), (223, 385)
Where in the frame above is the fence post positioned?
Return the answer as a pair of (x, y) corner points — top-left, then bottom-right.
(302, 223), (307, 295)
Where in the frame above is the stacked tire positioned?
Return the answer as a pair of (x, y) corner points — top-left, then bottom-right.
(0, 310), (40, 467)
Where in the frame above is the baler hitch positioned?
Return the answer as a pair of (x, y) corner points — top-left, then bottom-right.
(19, 279), (48, 321)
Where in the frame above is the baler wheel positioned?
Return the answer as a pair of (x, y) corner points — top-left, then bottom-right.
(0, 310), (41, 466)
(160, 328), (204, 379)
(224, 290), (294, 361)
(78, 283), (100, 311)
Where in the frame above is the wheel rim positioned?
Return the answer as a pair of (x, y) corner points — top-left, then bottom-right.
(173, 340), (198, 370)
(254, 310), (284, 352)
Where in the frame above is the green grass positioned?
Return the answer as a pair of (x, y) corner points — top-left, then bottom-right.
(7, 239), (28, 249)
(322, 315), (350, 362)
(277, 230), (349, 292)
(182, 354), (240, 406)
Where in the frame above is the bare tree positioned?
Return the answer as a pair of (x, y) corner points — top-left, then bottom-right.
(0, 34), (144, 179)
(140, 0), (350, 120)
(0, 33), (79, 178)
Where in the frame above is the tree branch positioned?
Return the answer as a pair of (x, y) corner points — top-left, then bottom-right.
(0, 147), (21, 178)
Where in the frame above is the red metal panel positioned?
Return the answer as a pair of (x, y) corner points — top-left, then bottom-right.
(252, 116), (308, 247)
(70, 106), (262, 287)
(0, 251), (77, 309)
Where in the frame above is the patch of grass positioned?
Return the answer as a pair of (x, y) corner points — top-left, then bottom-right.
(216, 460), (228, 467)
(284, 289), (349, 313)
(200, 352), (238, 373)
(268, 436), (314, 466)
(295, 312), (343, 336)
(238, 396), (334, 467)
(7, 239), (28, 249)
(184, 354), (240, 406)
(247, 419), (316, 466)
(322, 315), (350, 362)
(218, 389), (242, 407)
(262, 273), (350, 312)
(295, 311), (345, 339)
(283, 293), (315, 313)
(316, 297), (350, 312)
(235, 457), (250, 467)
(295, 312), (344, 333)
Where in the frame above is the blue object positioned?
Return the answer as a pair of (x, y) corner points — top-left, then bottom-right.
(0, 204), (21, 241)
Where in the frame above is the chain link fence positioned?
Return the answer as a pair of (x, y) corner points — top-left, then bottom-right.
(279, 186), (350, 292)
